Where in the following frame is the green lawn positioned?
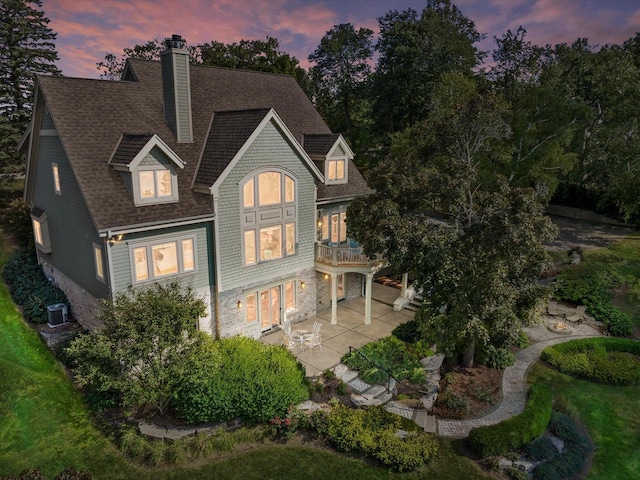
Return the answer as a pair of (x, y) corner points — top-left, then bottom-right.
(528, 363), (640, 480)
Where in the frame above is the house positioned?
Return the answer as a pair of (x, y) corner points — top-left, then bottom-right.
(21, 34), (382, 338)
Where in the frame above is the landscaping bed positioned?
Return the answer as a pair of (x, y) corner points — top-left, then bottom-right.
(432, 365), (501, 419)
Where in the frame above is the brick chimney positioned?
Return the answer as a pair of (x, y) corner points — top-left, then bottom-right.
(160, 34), (193, 143)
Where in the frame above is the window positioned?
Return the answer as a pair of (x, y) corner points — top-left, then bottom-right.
(93, 243), (105, 282)
(31, 207), (51, 253)
(320, 214), (328, 240)
(52, 163), (61, 195)
(245, 280), (297, 330)
(130, 235), (196, 283)
(328, 211), (348, 244)
(326, 158), (347, 184)
(241, 170), (297, 266)
(133, 166), (178, 205)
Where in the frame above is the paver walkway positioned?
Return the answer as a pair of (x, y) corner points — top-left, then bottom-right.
(437, 319), (602, 438)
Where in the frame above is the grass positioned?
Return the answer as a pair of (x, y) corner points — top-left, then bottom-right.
(528, 363), (640, 480)
(556, 236), (640, 328)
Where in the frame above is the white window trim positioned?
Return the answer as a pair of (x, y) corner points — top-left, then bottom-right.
(93, 242), (105, 282)
(31, 209), (52, 253)
(129, 234), (197, 284)
(52, 163), (61, 195)
(131, 165), (179, 206)
(240, 169), (298, 266)
(325, 156), (348, 185)
(244, 279), (299, 325)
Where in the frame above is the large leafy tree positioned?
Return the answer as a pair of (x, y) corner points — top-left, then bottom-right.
(349, 74), (556, 367)
(0, 0), (60, 172)
(308, 23), (374, 137)
(373, 0), (484, 135)
(66, 282), (207, 415)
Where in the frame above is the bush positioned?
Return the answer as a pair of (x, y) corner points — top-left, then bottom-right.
(440, 391), (471, 416)
(341, 336), (423, 385)
(392, 319), (421, 343)
(515, 330), (530, 349)
(175, 336), (308, 423)
(541, 338), (640, 385)
(526, 435), (557, 461)
(326, 404), (438, 472)
(468, 384), (552, 457)
(533, 413), (593, 480)
(1, 252), (68, 323)
(478, 345), (515, 370)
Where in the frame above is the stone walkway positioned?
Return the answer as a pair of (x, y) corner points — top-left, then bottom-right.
(437, 319), (602, 438)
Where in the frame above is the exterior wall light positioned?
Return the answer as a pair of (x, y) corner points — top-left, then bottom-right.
(300, 281), (306, 289)
(237, 300), (242, 309)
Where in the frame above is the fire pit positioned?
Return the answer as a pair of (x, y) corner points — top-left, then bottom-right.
(547, 320), (572, 335)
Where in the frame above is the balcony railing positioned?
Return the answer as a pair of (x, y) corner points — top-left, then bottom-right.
(315, 242), (371, 266)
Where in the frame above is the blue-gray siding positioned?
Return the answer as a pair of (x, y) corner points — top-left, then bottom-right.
(217, 120), (317, 291)
(31, 132), (109, 298)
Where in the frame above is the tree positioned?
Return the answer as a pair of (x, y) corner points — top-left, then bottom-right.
(96, 40), (165, 80)
(308, 23), (374, 137)
(0, 0), (60, 172)
(66, 282), (207, 415)
(349, 74), (555, 367)
(373, 1), (484, 135)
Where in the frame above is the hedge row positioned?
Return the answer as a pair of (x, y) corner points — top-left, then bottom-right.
(541, 338), (640, 385)
(1, 252), (68, 323)
(174, 336), (309, 424)
(468, 384), (552, 457)
(326, 404), (438, 472)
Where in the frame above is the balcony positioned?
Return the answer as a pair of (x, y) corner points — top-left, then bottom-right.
(314, 242), (372, 267)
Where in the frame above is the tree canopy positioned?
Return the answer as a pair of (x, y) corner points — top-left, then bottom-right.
(0, 0), (60, 172)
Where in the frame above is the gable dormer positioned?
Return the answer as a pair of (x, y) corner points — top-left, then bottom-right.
(110, 133), (185, 206)
(302, 134), (354, 186)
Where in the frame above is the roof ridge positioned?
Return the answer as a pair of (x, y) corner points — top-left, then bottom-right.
(128, 58), (301, 79)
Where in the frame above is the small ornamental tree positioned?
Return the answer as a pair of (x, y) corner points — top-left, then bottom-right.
(66, 282), (207, 416)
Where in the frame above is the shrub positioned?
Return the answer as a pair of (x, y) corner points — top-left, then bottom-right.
(440, 391), (471, 416)
(541, 338), (640, 385)
(175, 336), (308, 423)
(468, 384), (552, 457)
(392, 319), (421, 343)
(326, 404), (437, 472)
(341, 336), (423, 385)
(506, 468), (529, 480)
(373, 431), (439, 472)
(515, 330), (530, 349)
(478, 345), (515, 370)
(526, 435), (557, 462)
(1, 252), (68, 323)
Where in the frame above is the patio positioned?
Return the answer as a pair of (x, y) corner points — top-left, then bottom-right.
(261, 283), (415, 377)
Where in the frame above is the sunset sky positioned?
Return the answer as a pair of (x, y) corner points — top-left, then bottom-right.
(42, 0), (640, 78)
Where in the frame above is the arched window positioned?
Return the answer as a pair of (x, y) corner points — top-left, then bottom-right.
(241, 170), (297, 265)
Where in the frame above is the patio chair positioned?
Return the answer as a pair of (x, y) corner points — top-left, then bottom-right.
(566, 305), (586, 324)
(281, 320), (301, 351)
(302, 321), (322, 353)
(547, 300), (560, 316)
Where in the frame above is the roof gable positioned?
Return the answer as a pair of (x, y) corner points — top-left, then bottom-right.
(109, 133), (185, 172)
(195, 108), (324, 194)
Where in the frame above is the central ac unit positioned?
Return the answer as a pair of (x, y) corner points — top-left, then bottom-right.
(47, 303), (68, 328)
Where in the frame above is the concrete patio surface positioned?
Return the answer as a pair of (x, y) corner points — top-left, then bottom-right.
(261, 284), (414, 377)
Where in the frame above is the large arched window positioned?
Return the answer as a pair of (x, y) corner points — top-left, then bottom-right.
(241, 170), (297, 266)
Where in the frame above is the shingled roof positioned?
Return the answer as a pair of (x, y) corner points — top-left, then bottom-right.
(302, 133), (341, 156)
(109, 134), (155, 167)
(194, 108), (271, 187)
(34, 59), (370, 232)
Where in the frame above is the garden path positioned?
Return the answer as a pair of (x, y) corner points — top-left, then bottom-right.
(436, 317), (603, 438)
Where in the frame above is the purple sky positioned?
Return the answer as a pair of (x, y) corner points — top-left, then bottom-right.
(43, 0), (640, 78)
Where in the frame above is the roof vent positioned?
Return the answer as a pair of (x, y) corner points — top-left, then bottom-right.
(164, 34), (186, 50)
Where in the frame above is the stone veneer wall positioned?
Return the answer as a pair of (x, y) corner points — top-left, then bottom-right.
(316, 271), (363, 312)
(217, 267), (317, 339)
(40, 260), (103, 331)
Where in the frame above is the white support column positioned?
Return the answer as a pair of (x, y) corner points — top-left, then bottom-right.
(331, 273), (338, 325)
(401, 272), (409, 298)
(364, 273), (373, 325)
